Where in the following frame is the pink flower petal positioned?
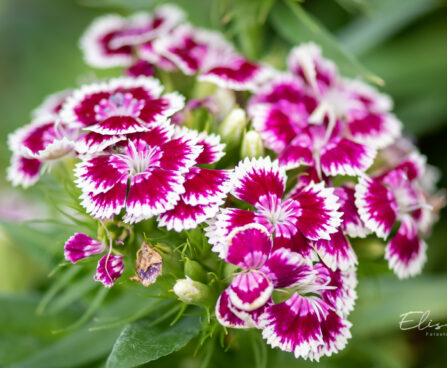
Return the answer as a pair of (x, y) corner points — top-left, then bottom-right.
(7, 155), (42, 188)
(355, 175), (398, 239)
(226, 224), (272, 269)
(94, 254), (124, 287)
(182, 167), (231, 206)
(261, 248), (315, 288)
(312, 228), (358, 272)
(206, 208), (257, 258)
(80, 178), (128, 219)
(313, 262), (358, 317)
(157, 199), (221, 232)
(278, 135), (314, 171)
(75, 132), (125, 155)
(335, 186), (370, 238)
(228, 270), (273, 311)
(320, 137), (376, 177)
(232, 157), (286, 207)
(385, 215), (427, 279)
(64, 233), (105, 263)
(347, 110), (401, 149)
(124, 168), (185, 223)
(260, 294), (325, 358)
(215, 289), (252, 329)
(291, 182), (342, 241)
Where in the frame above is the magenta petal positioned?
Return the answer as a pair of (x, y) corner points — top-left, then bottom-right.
(385, 215), (427, 279)
(312, 228), (358, 272)
(94, 254), (124, 288)
(182, 168), (231, 206)
(250, 104), (300, 153)
(86, 116), (148, 135)
(335, 186), (370, 238)
(355, 175), (398, 239)
(215, 289), (252, 329)
(347, 110), (401, 149)
(64, 233), (105, 263)
(158, 132), (202, 173)
(313, 262), (358, 317)
(261, 248), (315, 288)
(196, 133), (225, 165)
(320, 138), (376, 177)
(307, 308), (352, 361)
(278, 136), (314, 171)
(75, 132), (125, 154)
(81, 178), (127, 219)
(228, 270), (273, 311)
(200, 57), (268, 91)
(157, 199), (220, 232)
(273, 231), (316, 261)
(260, 294), (325, 358)
(126, 60), (155, 77)
(292, 182), (342, 241)
(226, 224), (272, 269)
(232, 157), (286, 206)
(7, 155), (42, 188)
(206, 208), (257, 258)
(124, 169), (185, 223)
(75, 155), (128, 195)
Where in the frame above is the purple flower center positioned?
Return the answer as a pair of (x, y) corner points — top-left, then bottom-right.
(95, 92), (144, 120)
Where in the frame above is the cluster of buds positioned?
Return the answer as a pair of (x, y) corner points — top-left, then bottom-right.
(7, 3), (443, 361)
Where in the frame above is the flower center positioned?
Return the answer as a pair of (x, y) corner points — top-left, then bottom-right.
(95, 92), (145, 121)
(121, 140), (162, 176)
(255, 195), (301, 237)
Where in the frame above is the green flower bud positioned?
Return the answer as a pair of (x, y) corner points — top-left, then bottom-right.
(241, 130), (264, 158)
(173, 277), (214, 307)
(219, 108), (247, 144)
(184, 257), (208, 283)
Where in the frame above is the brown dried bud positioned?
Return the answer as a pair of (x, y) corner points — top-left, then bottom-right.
(130, 243), (162, 287)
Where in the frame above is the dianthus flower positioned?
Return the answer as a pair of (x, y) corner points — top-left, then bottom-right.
(215, 224), (355, 361)
(249, 43), (401, 177)
(207, 157), (356, 271)
(355, 149), (435, 278)
(64, 233), (124, 287)
(80, 5), (185, 68)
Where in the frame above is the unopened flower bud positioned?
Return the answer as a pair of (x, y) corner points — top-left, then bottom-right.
(130, 243), (162, 287)
(173, 277), (213, 306)
(219, 108), (247, 144)
(184, 257), (208, 283)
(241, 130), (264, 158)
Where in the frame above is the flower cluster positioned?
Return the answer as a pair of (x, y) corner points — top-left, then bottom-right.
(7, 3), (443, 362)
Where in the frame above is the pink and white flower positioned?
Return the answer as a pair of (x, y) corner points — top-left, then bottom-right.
(249, 75), (376, 177)
(355, 161), (433, 278)
(206, 157), (347, 269)
(64, 232), (124, 288)
(154, 24), (270, 90)
(94, 254), (125, 288)
(7, 117), (76, 187)
(80, 5), (184, 68)
(61, 76), (184, 136)
(157, 129), (232, 231)
(64, 233), (106, 263)
(215, 224), (353, 361)
(75, 124), (202, 223)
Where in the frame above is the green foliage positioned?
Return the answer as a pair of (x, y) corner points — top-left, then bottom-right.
(106, 313), (202, 368)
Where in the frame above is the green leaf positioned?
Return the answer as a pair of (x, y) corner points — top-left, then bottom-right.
(337, 0), (438, 56)
(10, 324), (122, 368)
(106, 313), (202, 368)
(351, 274), (447, 336)
(270, 0), (383, 85)
(0, 294), (80, 366)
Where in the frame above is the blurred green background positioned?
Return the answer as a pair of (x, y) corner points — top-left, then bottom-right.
(1, 0), (446, 367)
